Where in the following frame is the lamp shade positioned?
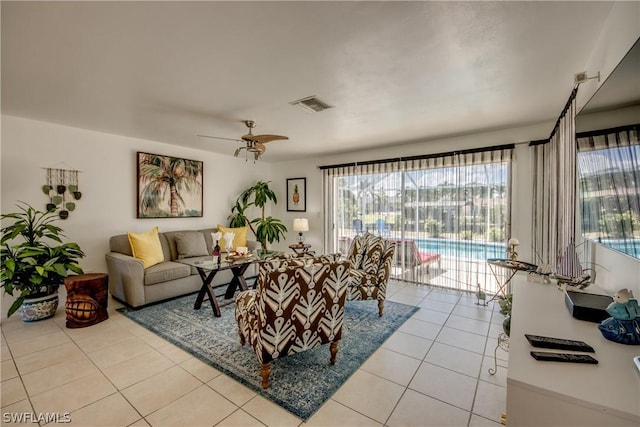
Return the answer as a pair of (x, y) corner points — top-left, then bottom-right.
(508, 238), (520, 246)
(293, 218), (309, 232)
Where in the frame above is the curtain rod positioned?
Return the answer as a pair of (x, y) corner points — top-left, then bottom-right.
(576, 123), (639, 139)
(528, 87), (579, 147)
(529, 139), (548, 147)
(318, 143), (515, 170)
(548, 86), (578, 142)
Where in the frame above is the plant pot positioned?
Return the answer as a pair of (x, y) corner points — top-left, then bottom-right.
(18, 292), (59, 322)
(73, 191), (82, 200)
(46, 203), (57, 212)
(57, 185), (67, 194)
(59, 210), (69, 219)
(503, 316), (511, 337)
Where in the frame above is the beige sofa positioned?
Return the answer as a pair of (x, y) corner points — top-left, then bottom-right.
(106, 228), (257, 308)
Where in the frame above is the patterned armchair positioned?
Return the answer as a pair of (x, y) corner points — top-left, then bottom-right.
(346, 232), (395, 316)
(234, 255), (350, 389)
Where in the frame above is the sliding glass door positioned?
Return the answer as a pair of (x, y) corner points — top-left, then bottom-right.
(324, 147), (512, 295)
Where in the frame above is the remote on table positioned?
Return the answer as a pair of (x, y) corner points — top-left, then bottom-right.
(525, 334), (595, 353)
(530, 351), (598, 364)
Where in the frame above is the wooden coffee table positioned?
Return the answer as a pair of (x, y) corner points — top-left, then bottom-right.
(178, 255), (261, 317)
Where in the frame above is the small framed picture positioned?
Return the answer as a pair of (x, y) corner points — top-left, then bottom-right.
(286, 177), (306, 212)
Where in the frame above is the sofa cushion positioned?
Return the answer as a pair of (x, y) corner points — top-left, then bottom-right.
(110, 234), (134, 256)
(128, 227), (164, 269)
(216, 225), (249, 251)
(174, 231), (209, 259)
(144, 261), (192, 286)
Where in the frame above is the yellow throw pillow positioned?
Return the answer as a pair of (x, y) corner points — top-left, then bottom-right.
(216, 224), (249, 251)
(128, 226), (165, 268)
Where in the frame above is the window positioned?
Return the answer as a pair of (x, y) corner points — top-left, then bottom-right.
(322, 146), (513, 294)
(577, 125), (640, 259)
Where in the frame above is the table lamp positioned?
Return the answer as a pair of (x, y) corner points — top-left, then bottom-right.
(508, 238), (519, 261)
(293, 218), (309, 245)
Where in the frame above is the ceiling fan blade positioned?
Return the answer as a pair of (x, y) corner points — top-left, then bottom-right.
(251, 134), (289, 144)
(255, 142), (266, 153)
(197, 134), (242, 142)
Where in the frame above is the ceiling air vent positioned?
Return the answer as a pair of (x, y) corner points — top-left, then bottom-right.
(290, 96), (333, 113)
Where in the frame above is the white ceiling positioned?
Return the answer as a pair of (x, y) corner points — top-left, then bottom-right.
(1, 1), (620, 162)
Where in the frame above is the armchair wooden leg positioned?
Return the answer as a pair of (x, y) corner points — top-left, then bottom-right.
(260, 363), (271, 389)
(378, 300), (384, 317)
(330, 341), (339, 365)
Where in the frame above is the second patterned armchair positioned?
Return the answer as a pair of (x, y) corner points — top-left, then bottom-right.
(346, 232), (395, 316)
(234, 255), (350, 389)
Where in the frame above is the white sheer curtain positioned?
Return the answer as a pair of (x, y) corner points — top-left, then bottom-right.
(530, 88), (579, 270)
(577, 124), (640, 259)
(322, 146), (513, 294)
(322, 160), (402, 252)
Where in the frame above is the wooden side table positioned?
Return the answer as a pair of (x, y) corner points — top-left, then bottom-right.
(289, 244), (311, 254)
(64, 273), (109, 328)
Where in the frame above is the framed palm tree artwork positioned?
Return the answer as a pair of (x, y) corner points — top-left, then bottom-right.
(137, 152), (203, 218)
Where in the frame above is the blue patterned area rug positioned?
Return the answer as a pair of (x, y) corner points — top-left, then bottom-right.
(117, 294), (417, 420)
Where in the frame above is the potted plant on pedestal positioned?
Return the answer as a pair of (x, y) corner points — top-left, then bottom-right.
(228, 181), (287, 254)
(1, 202), (85, 321)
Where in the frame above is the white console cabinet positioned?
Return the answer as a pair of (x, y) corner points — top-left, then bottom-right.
(506, 275), (640, 426)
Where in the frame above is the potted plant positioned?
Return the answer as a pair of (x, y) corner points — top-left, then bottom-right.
(228, 181), (287, 253)
(499, 293), (513, 336)
(1, 202), (85, 321)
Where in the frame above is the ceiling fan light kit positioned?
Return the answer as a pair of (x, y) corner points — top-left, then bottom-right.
(198, 120), (288, 161)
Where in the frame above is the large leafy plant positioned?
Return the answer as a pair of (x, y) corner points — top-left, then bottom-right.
(228, 181), (287, 252)
(1, 202), (85, 317)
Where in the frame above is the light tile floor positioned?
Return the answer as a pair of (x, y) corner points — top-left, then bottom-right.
(1, 280), (509, 427)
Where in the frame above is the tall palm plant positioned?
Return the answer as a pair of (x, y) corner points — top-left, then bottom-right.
(228, 181), (287, 251)
(138, 153), (201, 217)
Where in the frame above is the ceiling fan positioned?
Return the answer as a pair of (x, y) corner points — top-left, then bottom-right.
(198, 120), (288, 161)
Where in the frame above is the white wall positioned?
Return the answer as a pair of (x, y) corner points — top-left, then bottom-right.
(1, 115), (271, 276)
(575, 2), (639, 112)
(576, 105), (640, 133)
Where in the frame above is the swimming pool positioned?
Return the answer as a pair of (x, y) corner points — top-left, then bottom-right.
(596, 239), (640, 259)
(416, 238), (507, 260)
